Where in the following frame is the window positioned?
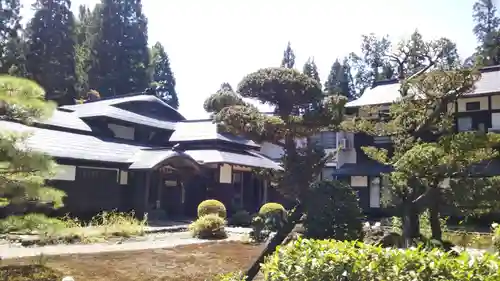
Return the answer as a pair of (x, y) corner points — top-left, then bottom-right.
(369, 177), (381, 208)
(108, 123), (135, 140)
(76, 167), (118, 183)
(457, 117), (473, 131)
(465, 101), (481, 111)
(492, 113), (500, 128)
(310, 131), (337, 149)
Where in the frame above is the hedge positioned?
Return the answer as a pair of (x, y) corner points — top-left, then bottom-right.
(262, 238), (500, 281)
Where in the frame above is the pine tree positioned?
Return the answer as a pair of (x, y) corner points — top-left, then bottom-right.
(88, 0), (150, 97)
(150, 42), (178, 109)
(26, 0), (78, 105)
(302, 57), (320, 83)
(74, 4), (100, 96)
(204, 68), (347, 279)
(324, 59), (355, 100)
(0, 0), (23, 74)
(472, 0), (500, 66)
(0, 76), (65, 208)
(281, 41), (295, 69)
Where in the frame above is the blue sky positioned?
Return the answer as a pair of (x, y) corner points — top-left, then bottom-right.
(20, 0), (479, 119)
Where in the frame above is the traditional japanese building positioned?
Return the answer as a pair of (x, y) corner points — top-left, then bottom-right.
(332, 65), (500, 214)
(0, 92), (283, 219)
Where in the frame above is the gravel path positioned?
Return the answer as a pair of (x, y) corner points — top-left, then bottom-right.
(0, 231), (247, 259)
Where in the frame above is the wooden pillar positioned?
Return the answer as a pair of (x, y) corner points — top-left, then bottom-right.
(133, 170), (151, 220)
(263, 180), (268, 204)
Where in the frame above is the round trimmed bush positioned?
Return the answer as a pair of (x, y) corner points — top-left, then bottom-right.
(188, 214), (227, 239)
(259, 202), (286, 231)
(259, 202), (286, 219)
(197, 199), (226, 218)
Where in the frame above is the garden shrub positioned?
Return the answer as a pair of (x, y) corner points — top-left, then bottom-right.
(259, 202), (286, 231)
(230, 210), (252, 227)
(189, 214), (227, 239)
(493, 222), (500, 252)
(0, 213), (68, 234)
(249, 215), (270, 242)
(303, 180), (364, 240)
(262, 238), (500, 281)
(197, 199), (227, 218)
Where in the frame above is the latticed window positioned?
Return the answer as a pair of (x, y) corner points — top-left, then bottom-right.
(76, 167), (118, 183)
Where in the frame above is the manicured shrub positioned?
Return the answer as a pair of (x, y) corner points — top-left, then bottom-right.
(259, 202), (286, 231)
(189, 214), (227, 239)
(197, 199), (227, 218)
(303, 180), (364, 240)
(262, 238), (500, 281)
(230, 210), (252, 227)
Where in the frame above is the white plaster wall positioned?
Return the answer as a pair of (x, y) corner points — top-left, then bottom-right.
(335, 131), (356, 168)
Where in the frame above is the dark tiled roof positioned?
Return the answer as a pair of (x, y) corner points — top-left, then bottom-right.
(36, 109), (93, 132)
(185, 149), (282, 170)
(128, 149), (200, 170)
(332, 162), (392, 176)
(61, 94), (185, 120)
(76, 105), (177, 130)
(346, 66), (500, 108)
(0, 120), (146, 163)
(170, 121), (260, 148)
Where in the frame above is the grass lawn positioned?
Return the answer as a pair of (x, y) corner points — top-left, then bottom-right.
(0, 242), (265, 281)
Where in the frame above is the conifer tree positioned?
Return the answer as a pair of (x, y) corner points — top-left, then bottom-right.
(150, 42), (179, 109)
(88, 0), (150, 97)
(204, 67), (347, 280)
(0, 76), (65, 208)
(472, 0), (500, 66)
(26, 0), (78, 105)
(281, 41), (295, 69)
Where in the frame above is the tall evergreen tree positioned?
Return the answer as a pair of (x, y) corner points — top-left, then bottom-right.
(26, 0), (77, 105)
(472, 0), (500, 66)
(324, 58), (355, 100)
(0, 0), (23, 74)
(281, 41), (295, 69)
(302, 57), (320, 83)
(88, 0), (150, 97)
(74, 4), (100, 96)
(150, 42), (179, 109)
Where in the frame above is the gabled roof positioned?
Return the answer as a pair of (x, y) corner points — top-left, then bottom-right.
(0, 120), (146, 163)
(61, 94), (185, 120)
(75, 104), (177, 130)
(170, 120), (260, 148)
(346, 65), (500, 108)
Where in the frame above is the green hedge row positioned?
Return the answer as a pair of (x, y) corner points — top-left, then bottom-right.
(262, 238), (500, 281)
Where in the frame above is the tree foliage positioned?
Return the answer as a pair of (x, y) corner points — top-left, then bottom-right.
(0, 76), (65, 208)
(472, 0), (500, 66)
(280, 41), (295, 69)
(26, 0), (78, 105)
(150, 42), (179, 109)
(303, 180), (364, 240)
(343, 64), (500, 243)
(88, 0), (150, 97)
(324, 58), (355, 100)
(0, 0), (23, 74)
